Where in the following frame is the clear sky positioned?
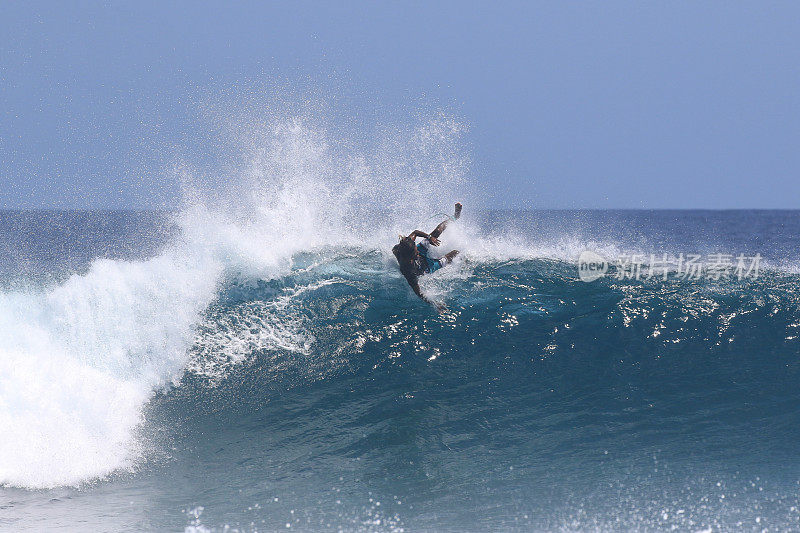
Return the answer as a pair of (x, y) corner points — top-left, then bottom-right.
(2, 1), (799, 209)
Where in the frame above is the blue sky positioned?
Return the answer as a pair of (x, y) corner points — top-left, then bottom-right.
(2, 1), (799, 209)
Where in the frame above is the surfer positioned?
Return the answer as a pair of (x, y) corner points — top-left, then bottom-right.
(392, 202), (462, 312)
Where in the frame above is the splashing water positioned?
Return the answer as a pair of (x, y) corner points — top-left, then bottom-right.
(0, 110), (471, 489)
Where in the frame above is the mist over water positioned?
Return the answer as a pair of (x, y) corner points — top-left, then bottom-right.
(0, 105), (477, 489)
(2, 100), (800, 531)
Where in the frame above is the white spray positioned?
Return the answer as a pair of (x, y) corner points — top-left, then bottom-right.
(0, 112), (471, 489)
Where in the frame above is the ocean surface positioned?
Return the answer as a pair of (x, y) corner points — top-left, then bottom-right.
(2, 208), (800, 532)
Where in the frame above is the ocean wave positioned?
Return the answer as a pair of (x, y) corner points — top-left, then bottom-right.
(3, 227), (800, 490)
(3, 112), (799, 492)
(0, 110), (472, 489)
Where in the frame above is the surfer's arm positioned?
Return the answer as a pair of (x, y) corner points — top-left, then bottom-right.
(409, 230), (440, 246)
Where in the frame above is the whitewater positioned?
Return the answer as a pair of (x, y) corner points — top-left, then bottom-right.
(2, 113), (800, 531)
(0, 113), (472, 488)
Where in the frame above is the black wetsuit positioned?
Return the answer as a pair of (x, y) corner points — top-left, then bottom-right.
(393, 242), (435, 278)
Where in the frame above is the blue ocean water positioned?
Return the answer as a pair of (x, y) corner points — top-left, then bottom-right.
(1, 208), (800, 532)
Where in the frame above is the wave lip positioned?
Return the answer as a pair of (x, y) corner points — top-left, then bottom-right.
(0, 110), (472, 489)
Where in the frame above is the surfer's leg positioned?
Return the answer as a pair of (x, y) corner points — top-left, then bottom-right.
(440, 250), (459, 267)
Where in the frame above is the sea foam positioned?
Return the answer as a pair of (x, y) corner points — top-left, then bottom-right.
(0, 112), (471, 488)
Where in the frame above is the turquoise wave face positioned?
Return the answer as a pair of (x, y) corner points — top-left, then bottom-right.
(176, 251), (800, 409)
(4, 209), (800, 531)
(129, 251), (800, 530)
